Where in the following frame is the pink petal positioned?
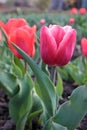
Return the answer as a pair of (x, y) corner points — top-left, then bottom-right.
(55, 29), (76, 66)
(40, 26), (57, 65)
(49, 25), (65, 48)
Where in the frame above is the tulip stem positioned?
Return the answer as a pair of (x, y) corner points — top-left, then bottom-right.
(50, 66), (57, 85)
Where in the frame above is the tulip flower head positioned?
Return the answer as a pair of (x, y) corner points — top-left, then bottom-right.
(79, 8), (86, 15)
(81, 38), (87, 56)
(0, 18), (36, 59)
(40, 19), (46, 25)
(70, 8), (78, 15)
(69, 18), (75, 25)
(40, 25), (76, 66)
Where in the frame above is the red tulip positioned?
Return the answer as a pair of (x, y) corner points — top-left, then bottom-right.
(70, 8), (78, 15)
(79, 8), (86, 15)
(8, 25), (36, 59)
(40, 25), (76, 66)
(81, 38), (87, 56)
(0, 18), (36, 59)
(69, 18), (75, 24)
(40, 19), (46, 25)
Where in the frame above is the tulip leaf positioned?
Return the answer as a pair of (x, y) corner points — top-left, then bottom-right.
(14, 56), (25, 76)
(57, 67), (69, 81)
(9, 74), (33, 130)
(12, 43), (57, 118)
(28, 91), (43, 122)
(0, 70), (18, 97)
(53, 85), (87, 130)
(56, 73), (63, 98)
(43, 118), (68, 130)
(11, 62), (23, 78)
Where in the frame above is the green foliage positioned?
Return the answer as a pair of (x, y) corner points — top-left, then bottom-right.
(9, 74), (33, 130)
(1, 11), (87, 130)
(53, 85), (87, 130)
(13, 43), (87, 130)
(13, 43), (57, 119)
(58, 56), (87, 85)
(0, 71), (18, 97)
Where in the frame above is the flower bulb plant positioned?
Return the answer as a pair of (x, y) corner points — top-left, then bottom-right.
(1, 18), (87, 130)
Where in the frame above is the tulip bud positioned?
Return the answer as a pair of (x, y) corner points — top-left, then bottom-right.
(69, 18), (75, 25)
(81, 38), (87, 56)
(40, 19), (46, 25)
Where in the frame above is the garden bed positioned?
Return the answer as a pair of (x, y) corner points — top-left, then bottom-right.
(0, 10), (87, 130)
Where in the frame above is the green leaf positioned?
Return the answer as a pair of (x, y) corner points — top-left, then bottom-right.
(53, 85), (87, 130)
(41, 61), (50, 76)
(14, 56), (25, 76)
(28, 91), (43, 122)
(57, 67), (69, 81)
(43, 118), (68, 130)
(9, 74), (33, 130)
(12, 43), (57, 118)
(0, 71), (18, 97)
(56, 73), (63, 98)
(11, 62), (23, 78)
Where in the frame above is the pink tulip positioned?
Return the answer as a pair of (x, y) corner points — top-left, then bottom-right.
(81, 38), (87, 56)
(40, 25), (76, 66)
(69, 18), (75, 25)
(70, 8), (78, 15)
(40, 19), (46, 25)
(79, 8), (86, 15)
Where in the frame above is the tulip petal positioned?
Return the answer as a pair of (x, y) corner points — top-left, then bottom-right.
(6, 18), (28, 34)
(8, 28), (34, 59)
(40, 26), (57, 65)
(21, 25), (36, 42)
(55, 29), (76, 66)
(49, 25), (65, 48)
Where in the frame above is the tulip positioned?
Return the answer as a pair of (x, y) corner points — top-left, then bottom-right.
(70, 8), (78, 15)
(40, 25), (76, 66)
(40, 19), (46, 25)
(8, 25), (36, 59)
(81, 38), (87, 56)
(0, 18), (36, 59)
(69, 18), (75, 25)
(79, 8), (86, 15)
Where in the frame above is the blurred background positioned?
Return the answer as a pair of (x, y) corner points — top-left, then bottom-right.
(0, 0), (83, 13)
